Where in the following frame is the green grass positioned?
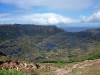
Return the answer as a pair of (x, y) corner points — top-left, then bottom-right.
(0, 69), (27, 75)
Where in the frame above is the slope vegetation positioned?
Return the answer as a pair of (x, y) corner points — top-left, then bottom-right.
(0, 25), (100, 63)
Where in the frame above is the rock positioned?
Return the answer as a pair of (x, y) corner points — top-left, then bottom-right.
(0, 61), (39, 73)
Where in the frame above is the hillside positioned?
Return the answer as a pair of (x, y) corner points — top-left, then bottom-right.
(31, 58), (100, 75)
(49, 58), (100, 75)
(0, 25), (100, 75)
(0, 52), (100, 75)
(0, 25), (100, 63)
(0, 24), (65, 43)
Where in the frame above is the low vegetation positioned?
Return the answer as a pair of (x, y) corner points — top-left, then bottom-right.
(0, 69), (27, 75)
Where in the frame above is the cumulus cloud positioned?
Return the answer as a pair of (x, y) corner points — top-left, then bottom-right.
(80, 11), (100, 23)
(0, 13), (79, 24)
(19, 12), (100, 24)
(30, 13), (79, 24)
(1, 11), (100, 25)
(0, 0), (93, 10)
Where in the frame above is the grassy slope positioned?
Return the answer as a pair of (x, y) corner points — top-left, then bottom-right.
(0, 26), (100, 75)
(67, 59), (100, 75)
(0, 32), (100, 63)
(29, 58), (100, 75)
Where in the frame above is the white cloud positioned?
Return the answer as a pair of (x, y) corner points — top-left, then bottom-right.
(0, 0), (93, 10)
(19, 13), (79, 24)
(0, 13), (79, 24)
(80, 11), (100, 23)
(1, 11), (100, 25)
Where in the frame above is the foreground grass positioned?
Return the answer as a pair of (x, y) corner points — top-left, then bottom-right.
(0, 69), (27, 75)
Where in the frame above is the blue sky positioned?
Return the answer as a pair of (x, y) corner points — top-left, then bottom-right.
(0, 0), (100, 27)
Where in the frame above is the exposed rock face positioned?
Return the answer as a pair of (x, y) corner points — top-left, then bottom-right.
(0, 61), (39, 73)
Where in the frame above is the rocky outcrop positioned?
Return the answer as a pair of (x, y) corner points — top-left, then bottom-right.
(0, 61), (39, 73)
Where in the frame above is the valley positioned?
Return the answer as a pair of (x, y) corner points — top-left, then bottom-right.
(0, 24), (100, 75)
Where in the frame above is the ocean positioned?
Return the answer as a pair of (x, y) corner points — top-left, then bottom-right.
(61, 27), (100, 32)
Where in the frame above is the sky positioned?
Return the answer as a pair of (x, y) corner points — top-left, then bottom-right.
(0, 0), (100, 27)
